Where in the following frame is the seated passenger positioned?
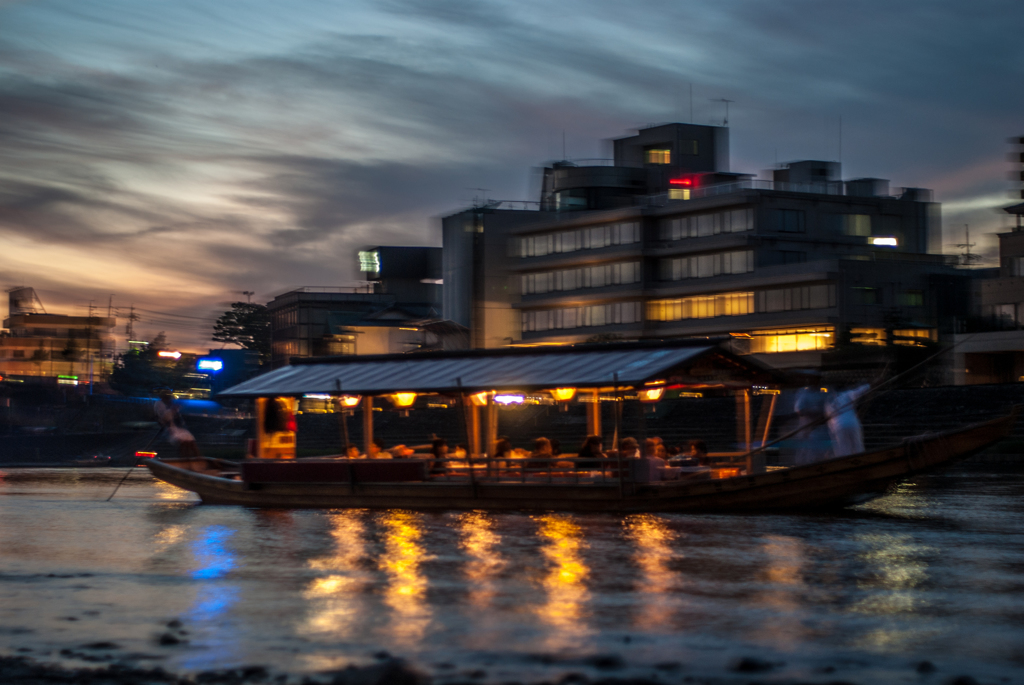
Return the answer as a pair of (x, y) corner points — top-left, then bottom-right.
(493, 437), (512, 459)
(576, 435), (605, 469)
(345, 443), (360, 459)
(639, 438), (676, 482)
(390, 444), (415, 458)
(430, 437), (448, 475)
(528, 437), (553, 471)
(617, 437), (640, 459)
(688, 440), (709, 466)
(367, 438), (392, 459)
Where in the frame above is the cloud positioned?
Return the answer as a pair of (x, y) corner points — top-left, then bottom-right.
(0, 0), (1023, 347)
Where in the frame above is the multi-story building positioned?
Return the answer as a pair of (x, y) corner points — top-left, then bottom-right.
(952, 202), (1024, 383)
(0, 287), (116, 385)
(267, 246), (454, 368)
(444, 122), (970, 368)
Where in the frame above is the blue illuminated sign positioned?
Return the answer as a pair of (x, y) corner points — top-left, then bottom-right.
(197, 357), (224, 372)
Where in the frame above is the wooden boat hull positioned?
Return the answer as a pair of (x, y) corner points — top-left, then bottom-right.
(144, 412), (1014, 512)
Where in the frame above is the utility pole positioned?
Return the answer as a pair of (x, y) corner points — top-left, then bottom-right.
(86, 301), (95, 395)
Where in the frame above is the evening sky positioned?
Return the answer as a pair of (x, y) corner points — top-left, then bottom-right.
(1, 0), (1022, 349)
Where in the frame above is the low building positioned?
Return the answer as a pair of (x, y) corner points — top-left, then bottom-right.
(0, 288), (116, 386)
(267, 246), (456, 367)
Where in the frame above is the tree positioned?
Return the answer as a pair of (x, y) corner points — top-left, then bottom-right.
(109, 332), (196, 396)
(213, 302), (271, 365)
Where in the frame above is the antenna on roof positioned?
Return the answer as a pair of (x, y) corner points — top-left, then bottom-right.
(711, 98), (734, 126)
(954, 224), (982, 267)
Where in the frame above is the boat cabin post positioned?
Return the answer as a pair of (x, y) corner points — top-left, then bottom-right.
(485, 394), (498, 472)
(362, 395), (374, 457)
(586, 389), (601, 436)
(469, 402), (482, 457)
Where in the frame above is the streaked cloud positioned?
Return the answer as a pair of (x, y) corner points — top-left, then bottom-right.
(0, 0), (1022, 348)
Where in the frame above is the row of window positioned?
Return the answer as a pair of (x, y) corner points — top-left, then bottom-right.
(521, 302), (643, 332)
(659, 250), (754, 281)
(646, 292), (754, 321)
(758, 284), (836, 313)
(646, 284), (836, 323)
(742, 327), (835, 354)
(518, 221), (641, 258)
(659, 208), (754, 240)
(521, 261), (641, 295)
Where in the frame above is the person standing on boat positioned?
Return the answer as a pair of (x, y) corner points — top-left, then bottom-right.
(793, 386), (832, 465)
(153, 389), (199, 458)
(825, 383), (871, 457)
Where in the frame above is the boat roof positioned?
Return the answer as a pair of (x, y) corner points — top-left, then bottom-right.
(218, 339), (784, 398)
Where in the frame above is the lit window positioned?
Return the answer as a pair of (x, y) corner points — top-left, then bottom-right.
(893, 329), (936, 346)
(646, 148), (671, 164)
(358, 250), (380, 272)
(850, 327), (886, 346)
(870, 237), (898, 247)
(741, 327), (834, 354)
(668, 188), (690, 200)
(646, 292), (754, 322)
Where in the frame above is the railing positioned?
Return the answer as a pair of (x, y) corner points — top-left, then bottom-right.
(642, 179), (854, 205)
(419, 454), (745, 485)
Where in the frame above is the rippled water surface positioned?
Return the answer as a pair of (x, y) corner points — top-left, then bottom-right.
(2, 465), (1023, 683)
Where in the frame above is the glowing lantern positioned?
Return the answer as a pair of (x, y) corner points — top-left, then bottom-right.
(390, 392), (417, 408)
(468, 391), (489, 407)
(638, 387), (665, 403)
(550, 387), (576, 402)
(339, 395), (361, 408)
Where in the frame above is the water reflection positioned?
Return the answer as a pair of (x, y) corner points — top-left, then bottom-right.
(189, 525), (236, 579)
(754, 535), (809, 649)
(302, 511), (370, 638)
(379, 511), (431, 646)
(458, 512), (505, 608)
(535, 514), (592, 648)
(851, 533), (932, 651)
(624, 514), (680, 630)
(184, 526), (241, 670)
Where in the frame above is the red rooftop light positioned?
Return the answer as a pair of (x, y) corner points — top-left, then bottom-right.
(669, 178), (692, 186)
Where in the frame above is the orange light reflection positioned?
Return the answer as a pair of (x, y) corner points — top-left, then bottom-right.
(535, 515), (592, 648)
(624, 514), (680, 629)
(379, 511), (432, 646)
(301, 511), (370, 641)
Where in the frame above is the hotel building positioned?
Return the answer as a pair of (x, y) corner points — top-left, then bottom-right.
(445, 123), (969, 368)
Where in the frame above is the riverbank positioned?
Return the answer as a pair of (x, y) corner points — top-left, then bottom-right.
(0, 652), (994, 685)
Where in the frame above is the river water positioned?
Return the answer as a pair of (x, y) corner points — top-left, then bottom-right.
(1, 464), (1023, 684)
